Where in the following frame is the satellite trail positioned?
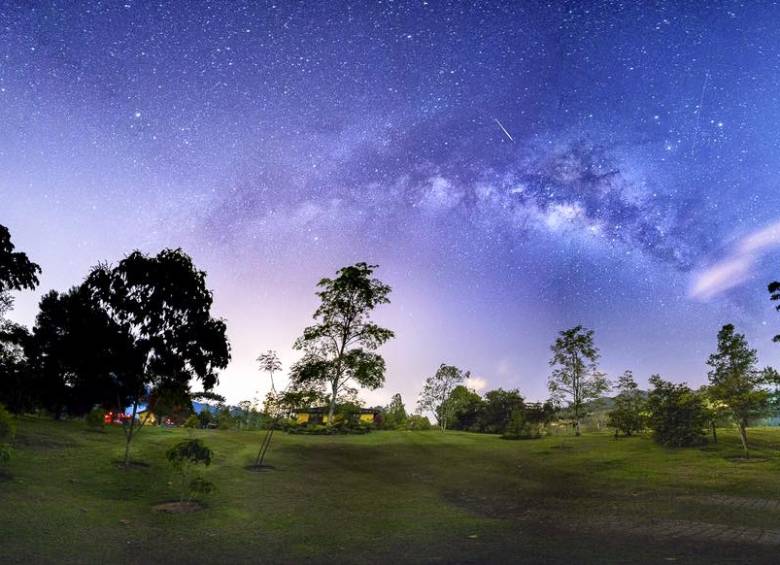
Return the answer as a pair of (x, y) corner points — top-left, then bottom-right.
(494, 118), (515, 143)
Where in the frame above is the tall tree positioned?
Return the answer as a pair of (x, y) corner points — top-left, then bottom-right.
(26, 287), (138, 418)
(647, 375), (708, 447)
(85, 249), (230, 466)
(606, 370), (646, 437)
(548, 325), (609, 436)
(254, 350), (284, 468)
(0, 225), (41, 413)
(383, 393), (408, 429)
(290, 263), (394, 425)
(417, 363), (468, 432)
(706, 324), (768, 458)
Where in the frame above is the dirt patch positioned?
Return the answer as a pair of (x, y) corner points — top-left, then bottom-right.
(153, 501), (204, 513)
(14, 434), (75, 450)
(113, 460), (151, 470)
(245, 464), (276, 472)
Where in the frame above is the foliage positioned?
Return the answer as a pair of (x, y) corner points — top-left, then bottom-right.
(548, 325), (609, 436)
(479, 388), (525, 434)
(706, 324), (769, 457)
(606, 371), (647, 437)
(0, 402), (14, 464)
(446, 385), (484, 431)
(402, 414), (432, 430)
(417, 364), (469, 431)
(85, 249), (231, 466)
(165, 438), (214, 501)
(502, 403), (555, 440)
(85, 407), (106, 432)
(290, 263), (394, 425)
(183, 414), (200, 429)
(646, 375), (708, 447)
(383, 393), (408, 429)
(0, 225), (41, 293)
(257, 350), (283, 393)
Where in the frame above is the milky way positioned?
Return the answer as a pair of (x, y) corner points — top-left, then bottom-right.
(3, 1), (780, 405)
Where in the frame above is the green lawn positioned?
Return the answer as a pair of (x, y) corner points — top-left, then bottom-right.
(4, 418), (780, 563)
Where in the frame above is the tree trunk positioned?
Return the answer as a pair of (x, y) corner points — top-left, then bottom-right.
(574, 419), (581, 437)
(710, 420), (718, 444)
(738, 421), (749, 459)
(327, 381), (337, 427)
(123, 402), (138, 468)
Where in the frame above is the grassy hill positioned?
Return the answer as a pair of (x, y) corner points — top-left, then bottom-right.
(4, 417), (780, 563)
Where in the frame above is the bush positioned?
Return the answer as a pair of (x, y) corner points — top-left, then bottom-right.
(402, 414), (432, 431)
(647, 375), (708, 447)
(0, 403), (16, 464)
(183, 414), (200, 429)
(85, 407), (106, 432)
(165, 439), (215, 501)
(502, 408), (542, 440)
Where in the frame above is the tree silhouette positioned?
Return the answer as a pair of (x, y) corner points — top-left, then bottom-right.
(0, 225), (41, 293)
(706, 324), (768, 458)
(417, 364), (468, 432)
(85, 249), (230, 467)
(0, 225), (41, 413)
(27, 287), (138, 418)
(254, 349), (283, 468)
(290, 263), (394, 425)
(548, 325), (609, 436)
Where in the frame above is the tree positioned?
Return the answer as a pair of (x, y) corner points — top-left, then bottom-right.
(257, 350), (283, 394)
(26, 287), (137, 418)
(706, 324), (768, 458)
(417, 364), (468, 432)
(548, 325), (609, 436)
(480, 389), (525, 434)
(85, 249), (230, 467)
(290, 263), (394, 425)
(383, 393), (408, 429)
(646, 375), (708, 447)
(252, 350), (285, 467)
(0, 225), (41, 293)
(0, 225), (40, 415)
(447, 385), (484, 431)
(606, 370), (646, 437)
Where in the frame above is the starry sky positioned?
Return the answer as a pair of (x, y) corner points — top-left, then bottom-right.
(4, 1), (780, 406)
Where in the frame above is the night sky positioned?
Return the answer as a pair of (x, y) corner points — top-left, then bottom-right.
(4, 1), (780, 406)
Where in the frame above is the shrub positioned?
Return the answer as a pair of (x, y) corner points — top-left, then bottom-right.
(0, 403), (16, 464)
(647, 375), (708, 447)
(165, 439), (214, 501)
(402, 414), (432, 431)
(85, 407), (106, 432)
(183, 414), (200, 429)
(502, 408), (542, 440)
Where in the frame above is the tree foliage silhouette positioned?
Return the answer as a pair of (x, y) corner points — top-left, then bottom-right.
(290, 263), (394, 425)
(85, 249), (230, 466)
(548, 325), (609, 436)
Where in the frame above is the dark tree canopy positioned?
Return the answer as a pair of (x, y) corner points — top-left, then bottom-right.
(290, 262), (394, 424)
(26, 287), (140, 417)
(0, 225), (41, 292)
(85, 248), (230, 465)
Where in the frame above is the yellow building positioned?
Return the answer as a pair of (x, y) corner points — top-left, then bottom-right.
(294, 407), (378, 426)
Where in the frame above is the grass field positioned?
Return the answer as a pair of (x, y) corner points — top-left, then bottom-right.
(4, 418), (780, 563)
